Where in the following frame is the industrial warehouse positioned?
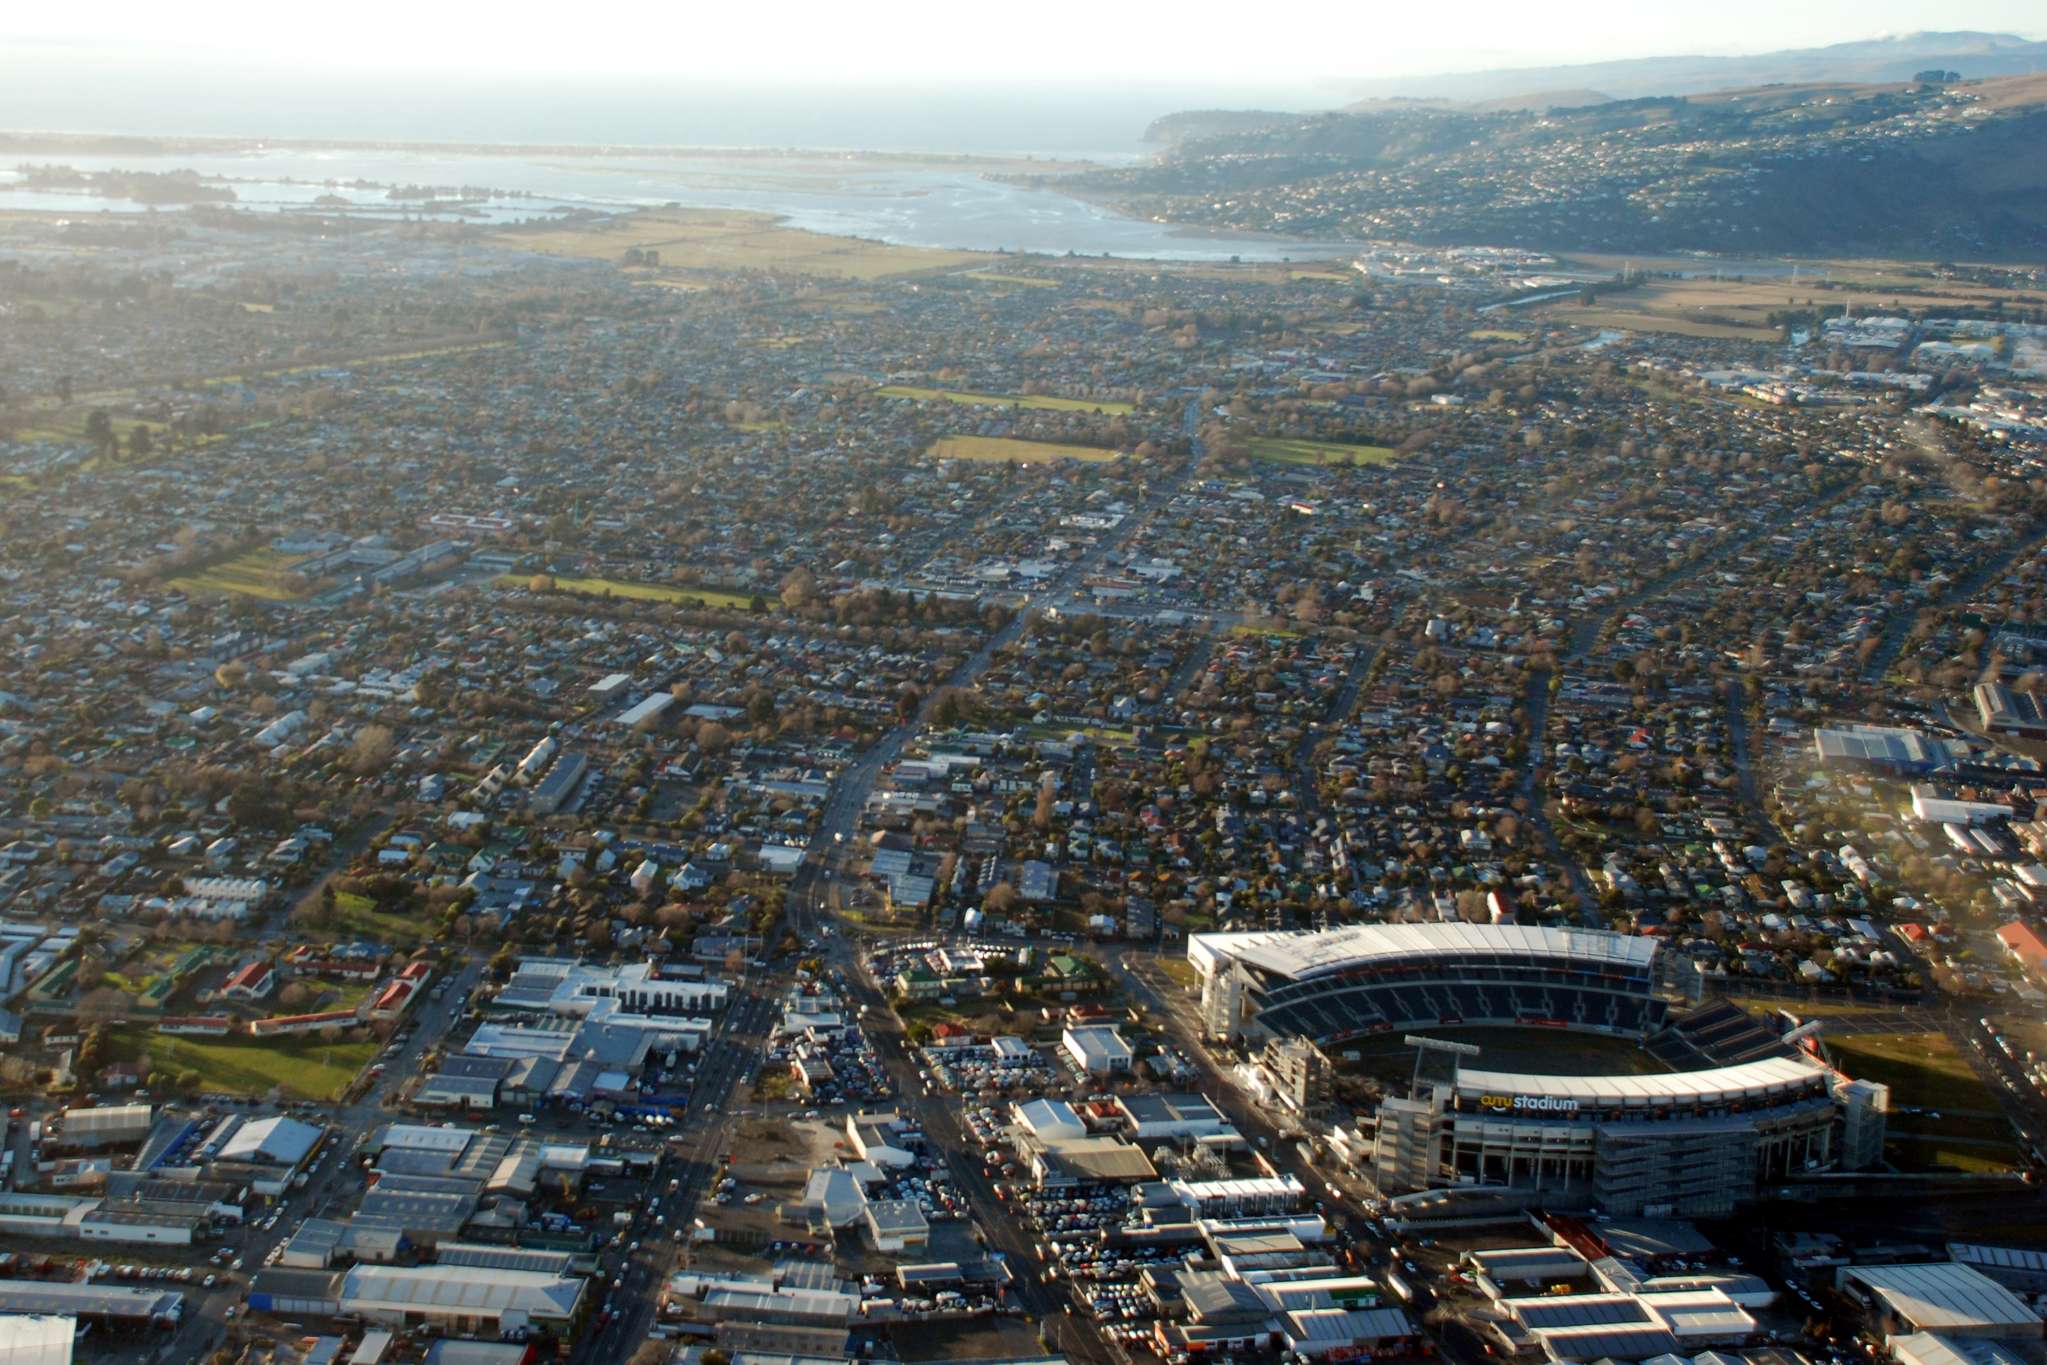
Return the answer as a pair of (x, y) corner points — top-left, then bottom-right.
(1191, 926), (1891, 1216)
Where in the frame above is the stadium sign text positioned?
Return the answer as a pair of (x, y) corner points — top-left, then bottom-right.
(1476, 1093), (1582, 1115)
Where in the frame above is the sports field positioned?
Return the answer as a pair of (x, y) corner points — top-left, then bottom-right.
(877, 385), (1134, 414)
(500, 574), (755, 610)
(1248, 436), (1397, 467)
(167, 548), (311, 601)
(928, 436), (1119, 464)
(1336, 1024), (1672, 1083)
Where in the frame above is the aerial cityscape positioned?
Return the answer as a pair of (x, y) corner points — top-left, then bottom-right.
(7, 8), (2047, 1365)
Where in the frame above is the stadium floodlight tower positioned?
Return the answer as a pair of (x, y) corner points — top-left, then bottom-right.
(1403, 1033), (1481, 1095)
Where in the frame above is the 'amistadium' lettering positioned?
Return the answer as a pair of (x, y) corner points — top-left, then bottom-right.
(1477, 1093), (1582, 1115)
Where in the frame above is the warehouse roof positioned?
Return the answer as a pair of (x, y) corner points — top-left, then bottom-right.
(0, 1279), (179, 1319)
(58, 1105), (152, 1137)
(1839, 1264), (2043, 1334)
(340, 1265), (583, 1320)
(1282, 1307), (1413, 1344)
(0, 1313), (75, 1365)
(218, 1115), (323, 1167)
(1892, 1333), (2036, 1365)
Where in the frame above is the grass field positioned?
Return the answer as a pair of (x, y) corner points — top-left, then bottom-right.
(1822, 1031), (2028, 1172)
(166, 547), (311, 601)
(1247, 436), (1397, 467)
(877, 384), (1134, 414)
(1885, 1135), (2023, 1175)
(1825, 1031), (1996, 1113)
(499, 573), (756, 611)
(328, 891), (431, 946)
(1469, 328), (1530, 342)
(1528, 271), (2047, 344)
(960, 270), (1061, 289)
(110, 1026), (376, 1102)
(928, 435), (1119, 464)
(495, 208), (990, 281)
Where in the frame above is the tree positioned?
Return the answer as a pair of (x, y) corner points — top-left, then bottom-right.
(780, 567), (818, 611)
(350, 725), (397, 776)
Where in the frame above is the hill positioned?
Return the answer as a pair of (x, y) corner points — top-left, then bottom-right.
(1072, 74), (2047, 258)
(1334, 30), (2047, 105)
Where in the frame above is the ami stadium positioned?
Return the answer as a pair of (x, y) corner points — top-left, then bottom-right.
(1188, 924), (1890, 1218)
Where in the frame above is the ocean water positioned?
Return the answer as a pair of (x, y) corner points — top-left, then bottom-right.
(0, 67), (1356, 260)
(0, 148), (1359, 261)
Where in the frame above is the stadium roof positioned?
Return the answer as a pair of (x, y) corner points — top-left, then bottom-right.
(1456, 1054), (1828, 1109)
(1190, 924), (1658, 983)
(0, 1314), (74, 1365)
(217, 1115), (322, 1167)
(1839, 1263), (2043, 1334)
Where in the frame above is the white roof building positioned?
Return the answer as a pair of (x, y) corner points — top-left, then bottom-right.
(338, 1265), (584, 1328)
(0, 1314), (75, 1365)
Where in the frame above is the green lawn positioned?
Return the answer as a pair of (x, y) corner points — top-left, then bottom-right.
(110, 1027), (377, 1102)
(1825, 1031), (1995, 1113)
(877, 384), (1132, 414)
(1885, 1136), (2022, 1175)
(498, 574), (756, 611)
(1156, 958), (1201, 990)
(329, 891), (430, 946)
(1247, 436), (1397, 467)
(167, 548), (311, 602)
(928, 435), (1119, 464)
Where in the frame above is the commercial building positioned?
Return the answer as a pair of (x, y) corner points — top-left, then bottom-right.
(1976, 684), (2047, 740)
(1063, 1024), (1134, 1076)
(0, 1314), (74, 1365)
(338, 1264), (585, 1334)
(1835, 1264), (2044, 1341)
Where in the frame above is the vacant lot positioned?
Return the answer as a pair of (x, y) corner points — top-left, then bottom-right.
(326, 890), (431, 947)
(928, 435), (1118, 464)
(1248, 436), (1396, 467)
(167, 548), (310, 601)
(499, 573), (755, 611)
(110, 1027), (377, 1102)
(878, 384), (1133, 414)
(496, 208), (990, 281)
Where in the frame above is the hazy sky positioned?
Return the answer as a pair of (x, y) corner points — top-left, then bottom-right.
(8, 0), (2045, 80)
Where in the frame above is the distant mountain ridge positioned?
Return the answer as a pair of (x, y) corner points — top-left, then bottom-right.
(1335, 30), (2047, 105)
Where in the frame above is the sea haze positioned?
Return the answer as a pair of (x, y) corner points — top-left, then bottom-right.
(0, 48), (1326, 158)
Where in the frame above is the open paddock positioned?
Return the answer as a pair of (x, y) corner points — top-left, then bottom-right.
(167, 548), (311, 602)
(498, 573), (756, 611)
(495, 208), (990, 280)
(1247, 436), (1396, 467)
(877, 385), (1134, 414)
(928, 435), (1119, 464)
